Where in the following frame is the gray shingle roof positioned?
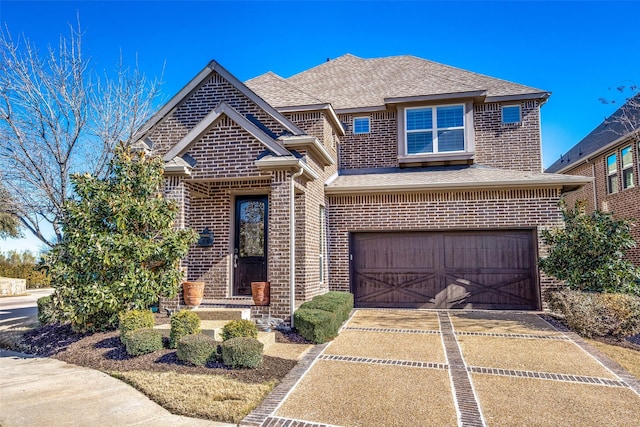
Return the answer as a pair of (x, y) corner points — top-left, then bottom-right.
(247, 54), (548, 110)
(325, 165), (591, 194)
(546, 94), (640, 173)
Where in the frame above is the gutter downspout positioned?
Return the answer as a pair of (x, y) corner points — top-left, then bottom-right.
(290, 166), (304, 328)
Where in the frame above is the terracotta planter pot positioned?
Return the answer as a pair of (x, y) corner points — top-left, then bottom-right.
(182, 281), (205, 306)
(251, 281), (270, 306)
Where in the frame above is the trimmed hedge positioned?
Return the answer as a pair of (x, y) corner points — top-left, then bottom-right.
(37, 295), (57, 325)
(546, 289), (640, 338)
(169, 310), (201, 348)
(123, 328), (163, 356)
(177, 334), (218, 366)
(221, 319), (258, 341)
(220, 337), (263, 369)
(118, 310), (155, 344)
(294, 291), (354, 343)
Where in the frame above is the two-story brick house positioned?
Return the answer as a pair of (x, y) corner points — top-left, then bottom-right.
(546, 95), (640, 265)
(132, 54), (589, 325)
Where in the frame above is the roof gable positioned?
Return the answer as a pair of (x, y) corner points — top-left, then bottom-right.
(249, 54), (549, 111)
(163, 101), (290, 161)
(133, 61), (305, 145)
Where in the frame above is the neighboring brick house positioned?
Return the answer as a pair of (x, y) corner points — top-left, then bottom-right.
(132, 54), (590, 326)
(546, 95), (640, 265)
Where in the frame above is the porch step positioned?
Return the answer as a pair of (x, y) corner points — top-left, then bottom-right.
(154, 320), (275, 349)
(191, 307), (251, 321)
(198, 298), (254, 308)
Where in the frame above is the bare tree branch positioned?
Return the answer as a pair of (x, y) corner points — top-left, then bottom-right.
(0, 21), (161, 247)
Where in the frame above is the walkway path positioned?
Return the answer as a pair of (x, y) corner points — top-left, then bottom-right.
(242, 309), (640, 427)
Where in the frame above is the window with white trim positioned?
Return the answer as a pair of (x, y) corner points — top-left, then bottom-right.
(353, 117), (370, 134)
(607, 153), (619, 194)
(622, 145), (634, 189)
(319, 206), (326, 283)
(502, 105), (521, 125)
(405, 105), (465, 155)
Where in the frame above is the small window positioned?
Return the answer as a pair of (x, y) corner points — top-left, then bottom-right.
(502, 105), (521, 125)
(353, 117), (370, 134)
(607, 153), (619, 194)
(622, 145), (634, 189)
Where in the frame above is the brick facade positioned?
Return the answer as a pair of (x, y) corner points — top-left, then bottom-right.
(563, 141), (640, 265)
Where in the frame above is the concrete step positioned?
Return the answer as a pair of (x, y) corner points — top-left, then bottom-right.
(154, 320), (275, 349)
(191, 307), (251, 321)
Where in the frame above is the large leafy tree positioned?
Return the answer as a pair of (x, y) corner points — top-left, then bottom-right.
(540, 200), (640, 295)
(0, 21), (161, 247)
(43, 146), (197, 332)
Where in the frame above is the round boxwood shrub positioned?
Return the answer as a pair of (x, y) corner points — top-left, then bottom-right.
(221, 319), (258, 341)
(123, 328), (163, 356)
(176, 333), (219, 366)
(169, 309), (201, 348)
(37, 295), (57, 325)
(119, 309), (155, 344)
(220, 337), (264, 369)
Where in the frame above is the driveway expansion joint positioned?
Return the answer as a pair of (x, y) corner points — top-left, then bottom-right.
(455, 330), (569, 340)
(343, 326), (441, 335)
(319, 353), (449, 370)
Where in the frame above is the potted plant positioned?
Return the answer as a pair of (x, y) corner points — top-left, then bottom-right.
(182, 281), (205, 306)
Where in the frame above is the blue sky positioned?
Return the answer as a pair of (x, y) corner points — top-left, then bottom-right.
(1, 0), (639, 253)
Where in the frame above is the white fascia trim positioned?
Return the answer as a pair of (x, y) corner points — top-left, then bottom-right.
(277, 104), (345, 136)
(163, 102), (290, 161)
(324, 171), (339, 186)
(254, 157), (320, 181)
(384, 90), (487, 105)
(279, 135), (336, 166)
(209, 61), (305, 136)
(485, 92), (551, 103)
(551, 132), (637, 174)
(325, 176), (593, 195)
(163, 164), (192, 176)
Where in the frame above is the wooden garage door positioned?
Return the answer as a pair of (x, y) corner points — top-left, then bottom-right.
(352, 230), (539, 310)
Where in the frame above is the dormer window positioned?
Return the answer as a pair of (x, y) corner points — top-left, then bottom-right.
(353, 116), (370, 134)
(502, 105), (521, 125)
(405, 105), (465, 154)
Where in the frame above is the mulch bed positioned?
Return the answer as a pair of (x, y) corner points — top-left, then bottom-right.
(19, 314), (310, 384)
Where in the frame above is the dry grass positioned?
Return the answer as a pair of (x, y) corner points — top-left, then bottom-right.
(276, 360), (457, 427)
(586, 338), (640, 379)
(113, 370), (276, 423)
(472, 373), (640, 427)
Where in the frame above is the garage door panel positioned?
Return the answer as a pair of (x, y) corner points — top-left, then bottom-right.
(352, 230), (538, 310)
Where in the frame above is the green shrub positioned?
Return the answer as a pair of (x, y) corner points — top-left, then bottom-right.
(169, 309), (201, 348)
(123, 328), (163, 356)
(37, 295), (57, 325)
(295, 291), (354, 343)
(294, 308), (338, 344)
(176, 333), (218, 366)
(546, 289), (640, 338)
(221, 319), (258, 341)
(118, 310), (155, 344)
(220, 337), (263, 369)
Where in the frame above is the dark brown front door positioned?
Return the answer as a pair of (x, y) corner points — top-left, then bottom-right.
(351, 230), (539, 310)
(234, 196), (268, 296)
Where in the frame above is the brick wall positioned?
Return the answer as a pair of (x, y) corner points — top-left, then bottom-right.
(326, 188), (564, 304)
(563, 141), (640, 265)
(474, 101), (542, 172)
(338, 111), (398, 170)
(149, 71), (287, 157)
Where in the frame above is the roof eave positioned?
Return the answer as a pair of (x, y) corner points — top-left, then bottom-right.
(384, 90), (487, 105)
(278, 135), (336, 166)
(254, 157), (320, 181)
(325, 176), (593, 195)
(484, 92), (551, 104)
(277, 104), (345, 136)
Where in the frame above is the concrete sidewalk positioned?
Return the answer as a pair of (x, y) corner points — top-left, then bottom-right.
(0, 350), (235, 427)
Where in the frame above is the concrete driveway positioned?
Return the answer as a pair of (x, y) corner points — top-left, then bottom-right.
(0, 288), (54, 328)
(243, 309), (640, 427)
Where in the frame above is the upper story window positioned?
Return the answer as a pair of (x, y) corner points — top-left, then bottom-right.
(502, 105), (521, 125)
(353, 117), (370, 134)
(621, 145), (634, 189)
(405, 105), (465, 155)
(607, 153), (619, 194)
